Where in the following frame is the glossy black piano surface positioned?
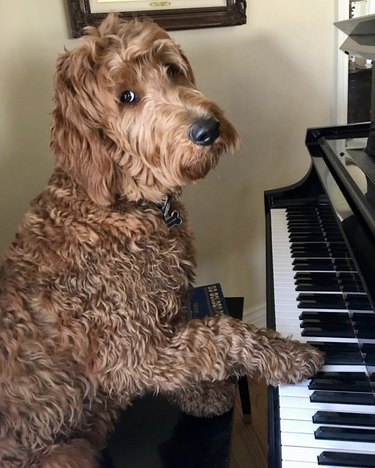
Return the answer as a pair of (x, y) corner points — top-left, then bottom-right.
(265, 122), (375, 468)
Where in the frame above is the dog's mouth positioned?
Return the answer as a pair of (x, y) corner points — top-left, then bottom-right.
(182, 116), (238, 181)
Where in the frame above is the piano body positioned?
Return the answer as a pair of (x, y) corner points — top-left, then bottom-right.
(265, 14), (375, 468)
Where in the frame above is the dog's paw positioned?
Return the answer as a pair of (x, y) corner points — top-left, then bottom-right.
(266, 340), (325, 387)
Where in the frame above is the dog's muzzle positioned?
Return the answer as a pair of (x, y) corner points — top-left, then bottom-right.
(189, 117), (220, 146)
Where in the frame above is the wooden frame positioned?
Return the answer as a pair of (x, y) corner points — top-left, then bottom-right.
(66, 0), (247, 37)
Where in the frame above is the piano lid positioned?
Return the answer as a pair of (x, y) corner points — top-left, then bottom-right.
(334, 13), (375, 60)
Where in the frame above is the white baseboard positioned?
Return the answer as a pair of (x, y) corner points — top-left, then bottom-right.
(243, 302), (266, 328)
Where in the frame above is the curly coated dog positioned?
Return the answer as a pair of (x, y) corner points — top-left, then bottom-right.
(0, 14), (324, 467)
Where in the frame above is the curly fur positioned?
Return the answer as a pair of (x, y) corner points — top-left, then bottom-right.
(0, 14), (324, 467)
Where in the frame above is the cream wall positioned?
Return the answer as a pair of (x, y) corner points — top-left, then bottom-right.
(0, 1), (335, 318)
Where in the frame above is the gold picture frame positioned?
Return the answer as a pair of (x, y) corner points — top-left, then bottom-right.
(66, 0), (247, 37)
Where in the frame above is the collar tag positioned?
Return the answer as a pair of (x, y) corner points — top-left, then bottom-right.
(160, 196), (182, 229)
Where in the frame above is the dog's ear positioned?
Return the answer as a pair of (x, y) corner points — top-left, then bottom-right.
(50, 45), (115, 206)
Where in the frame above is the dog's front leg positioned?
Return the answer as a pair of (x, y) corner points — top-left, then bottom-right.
(165, 379), (237, 417)
(145, 315), (324, 392)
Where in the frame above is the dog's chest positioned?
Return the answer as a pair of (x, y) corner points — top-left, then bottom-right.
(102, 205), (195, 320)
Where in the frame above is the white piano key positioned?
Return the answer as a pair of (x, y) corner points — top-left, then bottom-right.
(281, 445), (367, 463)
(280, 418), (375, 434)
(281, 431), (375, 453)
(282, 462), (318, 468)
(280, 406), (375, 424)
(279, 396), (375, 415)
(282, 462), (361, 468)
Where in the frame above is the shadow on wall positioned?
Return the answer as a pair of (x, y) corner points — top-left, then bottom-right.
(182, 33), (327, 305)
(0, 46), (55, 254)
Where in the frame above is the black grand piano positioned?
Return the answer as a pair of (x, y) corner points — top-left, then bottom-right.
(265, 14), (375, 468)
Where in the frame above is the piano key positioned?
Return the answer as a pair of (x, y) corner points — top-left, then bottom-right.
(347, 295), (373, 310)
(281, 431), (375, 452)
(283, 446), (375, 464)
(276, 324), (359, 343)
(296, 293), (346, 309)
(293, 259), (357, 272)
(293, 259), (337, 272)
(317, 451), (375, 467)
(299, 312), (350, 321)
(295, 274), (342, 291)
(302, 328), (355, 338)
(313, 411), (375, 427)
(308, 374), (371, 393)
(279, 396), (375, 415)
(283, 462), (352, 468)
(309, 342), (361, 352)
(315, 426), (375, 443)
(281, 419), (374, 434)
(307, 341), (363, 364)
(310, 391), (375, 406)
(364, 353), (375, 365)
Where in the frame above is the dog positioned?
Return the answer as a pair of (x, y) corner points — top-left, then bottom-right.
(0, 14), (324, 467)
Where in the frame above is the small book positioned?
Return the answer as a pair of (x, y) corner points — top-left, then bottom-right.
(188, 283), (229, 320)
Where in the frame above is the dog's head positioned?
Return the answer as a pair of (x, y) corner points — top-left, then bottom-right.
(51, 14), (238, 205)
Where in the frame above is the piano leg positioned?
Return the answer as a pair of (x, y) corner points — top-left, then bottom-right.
(238, 376), (252, 422)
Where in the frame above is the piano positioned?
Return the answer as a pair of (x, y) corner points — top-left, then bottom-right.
(265, 14), (375, 468)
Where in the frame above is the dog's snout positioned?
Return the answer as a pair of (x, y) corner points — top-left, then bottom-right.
(189, 118), (220, 147)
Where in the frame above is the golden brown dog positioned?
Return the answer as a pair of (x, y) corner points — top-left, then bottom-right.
(0, 14), (323, 467)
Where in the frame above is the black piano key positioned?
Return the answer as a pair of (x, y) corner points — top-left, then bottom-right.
(363, 345), (375, 365)
(317, 451), (375, 467)
(289, 233), (325, 241)
(302, 327), (355, 338)
(315, 426), (375, 443)
(294, 271), (338, 279)
(296, 283), (341, 291)
(300, 319), (352, 329)
(301, 318), (355, 337)
(292, 250), (330, 258)
(308, 342), (362, 364)
(295, 273), (341, 291)
(322, 352), (362, 365)
(313, 411), (375, 427)
(333, 259), (357, 270)
(358, 329), (375, 339)
(299, 312), (349, 321)
(339, 273), (365, 292)
(293, 259), (335, 271)
(310, 391), (375, 406)
(297, 293), (346, 309)
(346, 294), (373, 310)
(291, 242), (331, 252)
(325, 353), (361, 365)
(288, 227), (323, 233)
(342, 283), (366, 293)
(308, 372), (371, 392)
(312, 371), (368, 381)
(309, 342), (360, 352)
(365, 353), (375, 365)
(361, 344), (375, 353)
(353, 312), (375, 321)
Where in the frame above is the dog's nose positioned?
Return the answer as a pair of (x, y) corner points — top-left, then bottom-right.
(189, 118), (220, 146)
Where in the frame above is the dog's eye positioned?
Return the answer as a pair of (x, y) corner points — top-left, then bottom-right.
(120, 91), (138, 104)
(166, 64), (184, 79)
